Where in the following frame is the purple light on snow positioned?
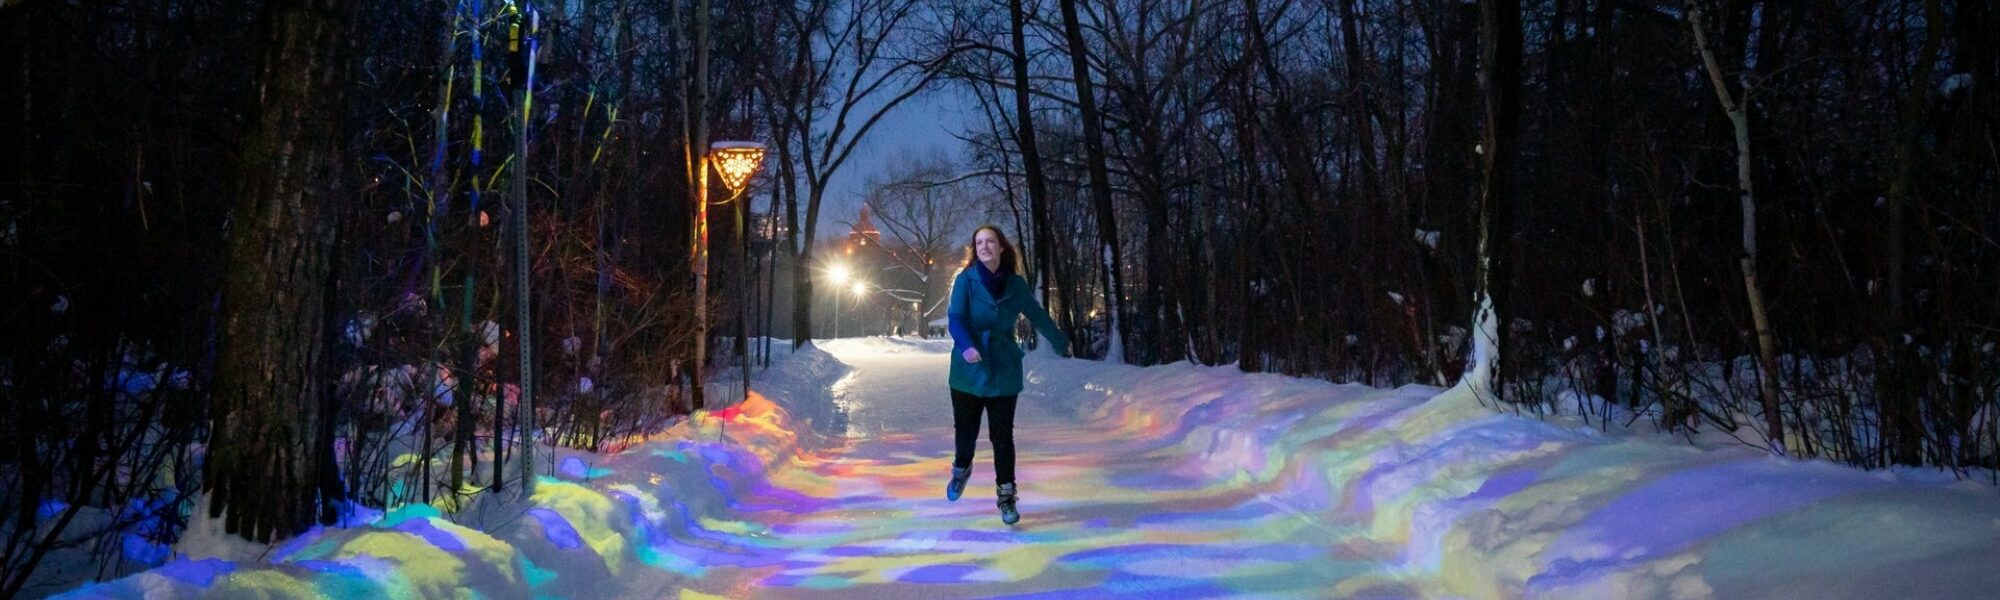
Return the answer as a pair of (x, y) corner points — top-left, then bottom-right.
(1057, 543), (1188, 564)
(156, 558), (237, 587)
(822, 545), (887, 557)
(943, 528), (1018, 543)
(527, 508), (585, 550)
(394, 518), (469, 552)
(898, 563), (980, 584)
(1465, 469), (1540, 501)
(37, 500), (67, 520)
(122, 532), (171, 565)
(560, 456), (591, 479)
(1551, 457), (1885, 567)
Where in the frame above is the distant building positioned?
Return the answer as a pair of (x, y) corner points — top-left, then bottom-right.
(847, 205), (882, 252)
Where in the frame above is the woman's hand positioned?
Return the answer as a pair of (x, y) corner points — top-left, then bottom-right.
(962, 348), (983, 364)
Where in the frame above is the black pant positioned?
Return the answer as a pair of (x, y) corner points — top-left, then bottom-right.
(950, 389), (1018, 485)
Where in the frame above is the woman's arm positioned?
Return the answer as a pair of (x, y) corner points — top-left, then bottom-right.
(1014, 275), (1069, 357)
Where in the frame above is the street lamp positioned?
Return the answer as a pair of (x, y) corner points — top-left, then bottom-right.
(710, 142), (766, 197)
(850, 281), (870, 337)
(694, 140), (765, 409)
(825, 263), (850, 339)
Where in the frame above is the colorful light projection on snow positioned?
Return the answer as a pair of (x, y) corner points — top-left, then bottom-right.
(59, 341), (2000, 599)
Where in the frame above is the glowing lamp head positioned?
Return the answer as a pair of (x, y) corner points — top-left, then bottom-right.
(851, 282), (867, 297)
(709, 141), (767, 195)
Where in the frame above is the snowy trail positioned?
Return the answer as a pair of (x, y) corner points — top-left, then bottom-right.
(61, 337), (2000, 599)
(663, 339), (1399, 598)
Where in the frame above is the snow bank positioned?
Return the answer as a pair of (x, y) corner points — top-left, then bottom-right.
(1062, 360), (2000, 599)
(58, 345), (851, 599)
(56, 340), (2000, 599)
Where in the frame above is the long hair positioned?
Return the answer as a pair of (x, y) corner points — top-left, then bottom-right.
(963, 224), (1020, 275)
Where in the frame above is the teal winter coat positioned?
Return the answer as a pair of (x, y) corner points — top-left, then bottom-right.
(946, 266), (1068, 397)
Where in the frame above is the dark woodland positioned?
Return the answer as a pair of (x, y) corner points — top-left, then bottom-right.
(1, 0), (1995, 594)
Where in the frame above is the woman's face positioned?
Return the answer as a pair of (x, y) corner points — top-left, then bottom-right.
(975, 228), (1001, 266)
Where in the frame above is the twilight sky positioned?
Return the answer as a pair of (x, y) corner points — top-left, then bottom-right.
(807, 89), (980, 241)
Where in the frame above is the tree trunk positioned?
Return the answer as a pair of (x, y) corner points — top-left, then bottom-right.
(1876, 0), (1945, 465)
(1057, 0), (1126, 363)
(689, 0), (712, 411)
(206, 0), (352, 544)
(1466, 0), (1521, 401)
(1687, 0), (1785, 454)
(1009, 0), (1058, 324)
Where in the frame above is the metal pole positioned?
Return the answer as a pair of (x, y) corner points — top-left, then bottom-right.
(737, 190), (750, 403)
(514, 5), (539, 496)
(762, 194), (777, 367)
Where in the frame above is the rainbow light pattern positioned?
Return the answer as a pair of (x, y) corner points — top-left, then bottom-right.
(59, 341), (2000, 599)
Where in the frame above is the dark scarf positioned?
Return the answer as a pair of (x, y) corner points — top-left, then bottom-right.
(975, 260), (1006, 299)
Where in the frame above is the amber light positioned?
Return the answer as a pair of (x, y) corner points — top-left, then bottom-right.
(709, 141), (766, 197)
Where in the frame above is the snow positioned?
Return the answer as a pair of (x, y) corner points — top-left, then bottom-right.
(341, 313), (374, 347)
(52, 337), (2000, 598)
(1940, 73), (1972, 95)
(1466, 291), (1502, 401)
(1103, 242), (1125, 365)
(1612, 309), (1648, 336)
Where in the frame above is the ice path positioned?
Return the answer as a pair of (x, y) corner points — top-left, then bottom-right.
(660, 339), (1404, 598)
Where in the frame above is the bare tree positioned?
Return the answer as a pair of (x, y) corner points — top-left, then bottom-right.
(863, 154), (984, 330)
(1056, 0), (1128, 362)
(1464, 0), (1520, 400)
(1008, 0), (1060, 324)
(1095, 0), (1233, 365)
(760, 0), (968, 349)
(1686, 0), (1784, 454)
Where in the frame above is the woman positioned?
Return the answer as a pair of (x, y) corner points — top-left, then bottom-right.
(945, 224), (1068, 525)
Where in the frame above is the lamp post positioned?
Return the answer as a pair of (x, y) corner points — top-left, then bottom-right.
(827, 263), (849, 339)
(850, 281), (869, 337)
(696, 141), (765, 408)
